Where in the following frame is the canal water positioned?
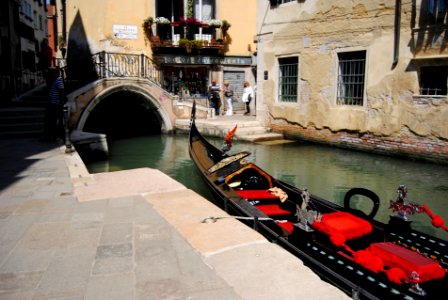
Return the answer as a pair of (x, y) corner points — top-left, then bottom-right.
(85, 134), (448, 240)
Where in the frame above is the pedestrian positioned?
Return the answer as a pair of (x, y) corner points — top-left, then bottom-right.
(208, 79), (221, 116)
(242, 81), (254, 115)
(42, 67), (66, 141)
(223, 81), (233, 116)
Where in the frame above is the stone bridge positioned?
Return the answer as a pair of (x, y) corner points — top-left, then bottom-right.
(65, 52), (209, 134)
(68, 78), (182, 133)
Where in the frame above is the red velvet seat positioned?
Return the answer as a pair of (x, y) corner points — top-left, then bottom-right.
(312, 212), (373, 245)
(369, 242), (445, 283)
(256, 204), (290, 216)
(235, 190), (279, 200)
(278, 221), (294, 233)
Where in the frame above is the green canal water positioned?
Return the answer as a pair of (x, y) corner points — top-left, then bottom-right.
(85, 134), (448, 240)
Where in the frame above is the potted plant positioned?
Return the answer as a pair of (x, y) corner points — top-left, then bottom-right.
(221, 20), (231, 39)
(221, 20), (231, 30)
(192, 40), (204, 50)
(142, 17), (154, 39)
(179, 38), (193, 53)
(154, 17), (171, 25)
(185, 17), (202, 28)
(204, 19), (222, 28)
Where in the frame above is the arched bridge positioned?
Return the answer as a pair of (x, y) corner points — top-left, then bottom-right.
(66, 52), (206, 135)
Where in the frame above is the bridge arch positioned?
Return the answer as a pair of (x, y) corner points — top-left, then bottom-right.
(70, 78), (177, 135)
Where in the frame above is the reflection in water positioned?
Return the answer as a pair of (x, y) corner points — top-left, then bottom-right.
(86, 134), (448, 240)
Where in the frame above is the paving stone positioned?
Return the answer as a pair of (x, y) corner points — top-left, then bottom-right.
(103, 205), (134, 224)
(135, 278), (183, 300)
(91, 256), (133, 275)
(15, 199), (49, 215)
(85, 273), (134, 300)
(35, 248), (95, 295)
(0, 215), (38, 245)
(99, 223), (132, 245)
(96, 243), (133, 259)
(18, 222), (70, 250)
(0, 271), (44, 293)
(0, 248), (55, 273)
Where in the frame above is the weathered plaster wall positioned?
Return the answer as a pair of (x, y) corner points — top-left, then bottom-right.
(257, 0), (448, 163)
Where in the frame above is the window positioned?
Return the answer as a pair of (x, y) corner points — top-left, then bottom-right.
(419, 66), (447, 95)
(337, 51), (366, 106)
(427, 0), (448, 23)
(278, 57), (298, 103)
(270, 0), (295, 6)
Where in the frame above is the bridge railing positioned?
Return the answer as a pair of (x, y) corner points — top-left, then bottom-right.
(91, 51), (162, 85)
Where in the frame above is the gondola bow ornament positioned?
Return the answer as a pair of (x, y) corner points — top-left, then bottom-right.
(222, 123), (238, 152)
(389, 184), (448, 232)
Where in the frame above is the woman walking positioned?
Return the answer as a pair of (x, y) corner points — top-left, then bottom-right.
(242, 81), (254, 115)
(223, 81), (233, 116)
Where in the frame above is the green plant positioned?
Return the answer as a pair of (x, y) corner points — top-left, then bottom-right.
(192, 40), (204, 49)
(179, 38), (191, 48)
(187, 0), (193, 17)
(142, 17), (154, 39)
(144, 16), (154, 23)
(221, 20), (231, 28)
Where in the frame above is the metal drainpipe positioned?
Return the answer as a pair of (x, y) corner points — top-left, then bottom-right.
(62, 0), (67, 41)
(393, 0), (401, 68)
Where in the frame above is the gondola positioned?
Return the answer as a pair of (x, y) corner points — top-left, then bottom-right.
(188, 101), (448, 299)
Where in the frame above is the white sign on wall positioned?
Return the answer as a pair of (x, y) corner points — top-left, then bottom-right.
(113, 24), (137, 39)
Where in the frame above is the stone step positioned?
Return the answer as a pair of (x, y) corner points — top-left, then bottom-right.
(0, 122), (44, 135)
(0, 107), (45, 138)
(174, 116), (285, 142)
(237, 132), (286, 143)
(0, 129), (43, 139)
(234, 126), (270, 136)
(0, 107), (45, 116)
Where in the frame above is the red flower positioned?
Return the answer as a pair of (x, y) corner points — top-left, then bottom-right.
(184, 17), (202, 27)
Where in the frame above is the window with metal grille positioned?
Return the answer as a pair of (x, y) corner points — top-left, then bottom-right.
(419, 65), (447, 95)
(337, 51), (366, 106)
(278, 57), (298, 103)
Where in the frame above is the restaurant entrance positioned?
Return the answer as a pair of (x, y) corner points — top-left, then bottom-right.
(162, 65), (210, 97)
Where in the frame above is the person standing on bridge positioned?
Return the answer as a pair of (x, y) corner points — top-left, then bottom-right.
(42, 67), (66, 141)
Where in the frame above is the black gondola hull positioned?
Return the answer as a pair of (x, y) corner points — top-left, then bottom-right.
(188, 103), (448, 300)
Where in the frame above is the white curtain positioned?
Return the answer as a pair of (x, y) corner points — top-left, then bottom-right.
(194, 0), (213, 21)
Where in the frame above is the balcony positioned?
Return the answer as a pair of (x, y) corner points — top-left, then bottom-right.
(143, 17), (230, 56)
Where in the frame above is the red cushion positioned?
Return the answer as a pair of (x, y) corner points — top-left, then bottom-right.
(236, 190), (279, 200)
(278, 221), (294, 233)
(256, 204), (290, 216)
(312, 212), (373, 242)
(369, 242), (445, 283)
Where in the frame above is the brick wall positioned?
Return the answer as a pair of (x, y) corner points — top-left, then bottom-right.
(271, 124), (448, 164)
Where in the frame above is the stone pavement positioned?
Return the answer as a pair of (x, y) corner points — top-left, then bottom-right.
(0, 137), (349, 300)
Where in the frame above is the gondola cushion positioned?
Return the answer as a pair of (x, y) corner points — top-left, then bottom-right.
(312, 212), (373, 246)
(236, 190), (279, 200)
(368, 242), (446, 283)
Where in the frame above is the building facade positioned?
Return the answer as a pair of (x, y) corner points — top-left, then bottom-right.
(57, 0), (256, 109)
(0, 0), (48, 103)
(256, 0), (448, 163)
